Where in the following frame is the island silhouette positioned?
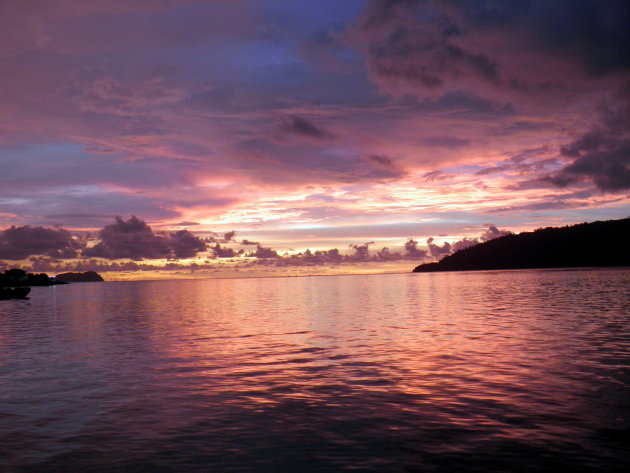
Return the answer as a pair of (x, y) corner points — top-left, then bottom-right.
(55, 271), (104, 283)
(413, 218), (630, 272)
(0, 269), (104, 286)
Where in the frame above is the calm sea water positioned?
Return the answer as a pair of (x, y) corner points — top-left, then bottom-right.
(1, 269), (629, 472)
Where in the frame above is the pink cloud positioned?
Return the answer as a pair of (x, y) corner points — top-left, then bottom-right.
(0, 0), (628, 267)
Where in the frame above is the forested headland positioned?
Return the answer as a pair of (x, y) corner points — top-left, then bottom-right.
(413, 218), (630, 273)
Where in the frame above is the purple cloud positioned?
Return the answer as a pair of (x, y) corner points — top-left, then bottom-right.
(426, 237), (451, 258)
(481, 225), (512, 242)
(426, 225), (512, 258)
(212, 243), (240, 258)
(277, 115), (335, 141)
(0, 0), (628, 269)
(168, 229), (207, 258)
(404, 238), (427, 258)
(348, 241), (375, 261)
(543, 91), (630, 191)
(247, 245), (279, 259)
(244, 238), (430, 268)
(451, 237), (479, 253)
(83, 216), (206, 260)
(0, 225), (83, 260)
(351, 0), (630, 103)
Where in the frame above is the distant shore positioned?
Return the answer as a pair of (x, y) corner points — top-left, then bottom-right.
(0, 269), (104, 286)
(413, 218), (630, 273)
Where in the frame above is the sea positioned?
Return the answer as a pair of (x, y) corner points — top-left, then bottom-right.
(1, 269), (629, 472)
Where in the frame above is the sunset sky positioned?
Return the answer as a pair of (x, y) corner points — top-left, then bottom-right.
(1, 0), (629, 279)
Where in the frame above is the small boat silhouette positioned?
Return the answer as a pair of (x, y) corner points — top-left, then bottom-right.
(0, 287), (31, 300)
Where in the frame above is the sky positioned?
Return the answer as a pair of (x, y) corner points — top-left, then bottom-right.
(1, 0), (629, 279)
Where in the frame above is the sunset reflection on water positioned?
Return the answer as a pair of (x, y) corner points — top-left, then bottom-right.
(1, 270), (629, 472)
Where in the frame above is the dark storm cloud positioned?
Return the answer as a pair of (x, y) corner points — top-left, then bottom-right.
(542, 91), (630, 191)
(353, 0), (501, 95)
(450, 0), (630, 75)
(84, 216), (206, 260)
(351, 0), (630, 102)
(278, 116), (335, 141)
(0, 225), (84, 260)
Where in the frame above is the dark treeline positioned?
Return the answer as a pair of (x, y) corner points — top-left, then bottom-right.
(0, 268), (104, 286)
(0, 268), (53, 286)
(413, 218), (630, 273)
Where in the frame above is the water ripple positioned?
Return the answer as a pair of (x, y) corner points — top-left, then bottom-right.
(1, 269), (629, 472)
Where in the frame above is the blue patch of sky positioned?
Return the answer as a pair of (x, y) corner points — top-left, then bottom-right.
(261, 0), (367, 35)
(0, 143), (85, 180)
(442, 164), (487, 174)
(127, 0), (377, 106)
(139, 0), (366, 77)
(0, 143), (193, 190)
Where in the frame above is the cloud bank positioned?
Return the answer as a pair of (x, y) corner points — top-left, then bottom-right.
(83, 216), (206, 260)
(545, 89), (630, 191)
(0, 215), (527, 278)
(0, 225), (83, 260)
(0, 0), (628, 260)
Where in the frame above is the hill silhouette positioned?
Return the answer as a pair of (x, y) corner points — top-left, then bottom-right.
(55, 271), (104, 283)
(413, 218), (630, 273)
